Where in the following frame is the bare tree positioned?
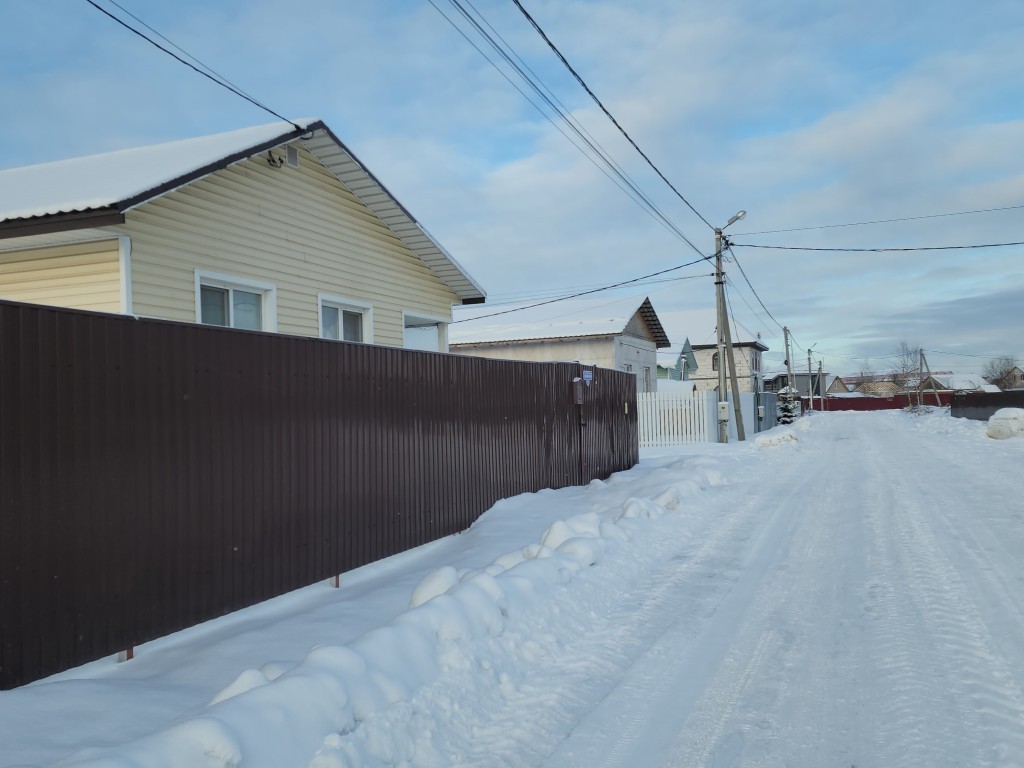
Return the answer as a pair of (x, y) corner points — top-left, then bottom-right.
(891, 341), (920, 392)
(983, 355), (1020, 390)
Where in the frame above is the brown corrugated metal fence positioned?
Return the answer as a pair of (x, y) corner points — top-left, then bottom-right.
(0, 300), (638, 689)
(951, 390), (1024, 421)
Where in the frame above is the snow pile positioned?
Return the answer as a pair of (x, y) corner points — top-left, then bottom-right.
(754, 428), (799, 448)
(986, 408), (1024, 439)
(59, 460), (729, 767)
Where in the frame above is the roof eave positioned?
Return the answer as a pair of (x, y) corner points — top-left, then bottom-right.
(0, 208), (125, 240)
(451, 332), (617, 347)
(637, 297), (671, 348)
(301, 124), (486, 303)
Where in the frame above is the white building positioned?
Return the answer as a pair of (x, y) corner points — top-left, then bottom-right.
(449, 295), (671, 393)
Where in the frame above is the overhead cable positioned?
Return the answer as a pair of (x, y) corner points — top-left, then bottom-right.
(510, 0), (714, 231)
(484, 271), (710, 307)
(452, 258), (715, 323)
(730, 240), (1024, 253)
(83, 0), (301, 130)
(725, 244), (786, 335)
(732, 203), (1024, 236)
(430, 0), (705, 256)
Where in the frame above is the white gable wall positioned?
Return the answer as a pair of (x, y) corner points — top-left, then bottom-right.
(451, 334), (658, 392)
(690, 345), (762, 393)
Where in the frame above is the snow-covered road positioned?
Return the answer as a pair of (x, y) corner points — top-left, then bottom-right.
(548, 412), (1024, 768)
(2, 410), (1023, 767)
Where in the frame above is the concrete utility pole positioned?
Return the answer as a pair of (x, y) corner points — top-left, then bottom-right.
(722, 295), (746, 441)
(784, 327), (795, 391)
(715, 227), (729, 443)
(714, 210), (746, 443)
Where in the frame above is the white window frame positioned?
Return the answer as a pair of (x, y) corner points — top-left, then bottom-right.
(194, 270), (277, 332)
(318, 293), (373, 343)
(402, 311), (449, 352)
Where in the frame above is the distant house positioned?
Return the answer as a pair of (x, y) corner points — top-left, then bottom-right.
(449, 295), (670, 392)
(655, 308), (766, 393)
(827, 375), (851, 394)
(764, 371), (832, 398)
(985, 365), (1024, 390)
(656, 339), (698, 381)
(0, 120), (485, 350)
(927, 373), (1000, 393)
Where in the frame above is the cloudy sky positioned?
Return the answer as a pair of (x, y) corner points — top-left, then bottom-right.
(2, 0), (1022, 376)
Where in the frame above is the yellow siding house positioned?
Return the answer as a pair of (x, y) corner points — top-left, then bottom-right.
(0, 120), (485, 349)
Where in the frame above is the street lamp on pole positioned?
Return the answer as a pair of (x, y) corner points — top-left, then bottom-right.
(715, 210), (746, 443)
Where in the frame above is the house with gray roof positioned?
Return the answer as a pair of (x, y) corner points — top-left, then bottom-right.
(449, 295), (670, 392)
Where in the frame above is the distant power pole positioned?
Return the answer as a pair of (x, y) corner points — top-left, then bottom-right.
(807, 347), (813, 409)
(784, 327), (794, 389)
(818, 360), (824, 411)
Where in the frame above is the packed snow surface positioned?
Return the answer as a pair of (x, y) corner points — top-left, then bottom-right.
(2, 410), (1023, 767)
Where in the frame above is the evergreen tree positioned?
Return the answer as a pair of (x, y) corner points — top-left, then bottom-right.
(778, 387), (798, 425)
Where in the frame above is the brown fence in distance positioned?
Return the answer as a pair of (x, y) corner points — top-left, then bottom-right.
(951, 390), (1024, 421)
(0, 300), (638, 688)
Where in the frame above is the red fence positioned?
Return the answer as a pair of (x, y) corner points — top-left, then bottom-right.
(0, 300), (638, 688)
(803, 392), (954, 412)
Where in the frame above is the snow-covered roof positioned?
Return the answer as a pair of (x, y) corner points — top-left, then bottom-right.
(0, 120), (485, 302)
(450, 295), (670, 347)
(935, 374), (997, 392)
(657, 308), (766, 351)
(0, 121), (320, 221)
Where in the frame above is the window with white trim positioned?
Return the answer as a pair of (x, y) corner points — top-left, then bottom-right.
(196, 271), (276, 331)
(319, 295), (372, 343)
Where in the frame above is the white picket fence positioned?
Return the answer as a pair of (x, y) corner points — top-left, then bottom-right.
(636, 390), (712, 446)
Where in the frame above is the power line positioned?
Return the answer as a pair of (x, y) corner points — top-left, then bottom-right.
(730, 240), (1024, 253)
(732, 203), (1024, 236)
(484, 271), (710, 306)
(725, 244), (786, 335)
(100, 0), (260, 103)
(452, 256), (715, 323)
(510, 0), (714, 231)
(724, 275), (783, 346)
(429, 0), (705, 256)
(83, 0), (300, 130)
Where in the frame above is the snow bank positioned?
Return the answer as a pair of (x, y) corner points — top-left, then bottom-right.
(987, 408), (1024, 439)
(60, 460), (729, 767)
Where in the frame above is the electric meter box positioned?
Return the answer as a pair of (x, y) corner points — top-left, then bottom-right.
(718, 401), (730, 421)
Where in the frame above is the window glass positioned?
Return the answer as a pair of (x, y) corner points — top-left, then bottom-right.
(322, 305), (340, 340)
(404, 323), (440, 351)
(200, 285), (228, 327)
(342, 310), (362, 342)
(232, 290), (262, 331)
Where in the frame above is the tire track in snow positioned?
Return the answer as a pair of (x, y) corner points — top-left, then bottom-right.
(539, 442), (821, 768)
(662, 423), (865, 768)
(860, 419), (1024, 767)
